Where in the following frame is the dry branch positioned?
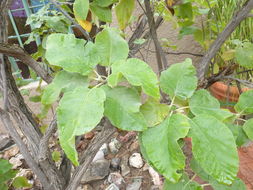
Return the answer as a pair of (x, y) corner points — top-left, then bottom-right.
(198, 0), (253, 84)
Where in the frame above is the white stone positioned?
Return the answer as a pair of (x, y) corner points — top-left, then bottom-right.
(129, 153), (143, 169)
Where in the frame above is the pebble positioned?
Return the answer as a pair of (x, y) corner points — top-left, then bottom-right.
(3, 145), (19, 159)
(105, 183), (120, 190)
(100, 143), (109, 155)
(9, 155), (23, 169)
(109, 138), (122, 154)
(81, 159), (110, 183)
(129, 153), (143, 169)
(120, 156), (130, 176)
(110, 158), (121, 171)
(148, 167), (161, 186)
(93, 150), (105, 162)
(107, 172), (125, 187)
(126, 178), (142, 190)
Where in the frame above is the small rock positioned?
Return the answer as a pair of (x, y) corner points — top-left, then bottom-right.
(100, 143), (108, 155)
(83, 184), (93, 190)
(126, 178), (142, 190)
(84, 132), (95, 140)
(129, 153), (143, 169)
(120, 156), (130, 176)
(105, 183), (119, 190)
(9, 155), (23, 169)
(93, 150), (105, 162)
(150, 185), (160, 190)
(148, 167), (161, 186)
(81, 159), (110, 183)
(3, 145), (19, 159)
(129, 140), (139, 152)
(110, 158), (121, 171)
(109, 138), (122, 154)
(107, 172), (125, 187)
(17, 169), (33, 180)
(142, 163), (149, 171)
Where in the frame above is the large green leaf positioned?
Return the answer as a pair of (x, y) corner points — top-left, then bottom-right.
(190, 158), (246, 190)
(140, 114), (190, 183)
(0, 159), (12, 175)
(108, 58), (160, 99)
(235, 42), (253, 69)
(189, 89), (234, 121)
(103, 86), (147, 131)
(160, 58), (197, 100)
(115, 0), (135, 29)
(94, 0), (117, 7)
(90, 2), (112, 22)
(189, 115), (238, 185)
(243, 118), (253, 140)
(73, 0), (89, 20)
(163, 173), (202, 190)
(57, 87), (106, 165)
(95, 28), (129, 66)
(41, 70), (88, 105)
(140, 98), (169, 127)
(235, 90), (253, 114)
(45, 34), (98, 75)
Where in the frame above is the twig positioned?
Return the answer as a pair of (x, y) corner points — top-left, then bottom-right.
(38, 118), (57, 162)
(66, 119), (116, 190)
(145, 49), (204, 57)
(0, 43), (52, 83)
(49, 0), (91, 41)
(198, 0), (253, 84)
(144, 0), (168, 73)
(0, 55), (8, 110)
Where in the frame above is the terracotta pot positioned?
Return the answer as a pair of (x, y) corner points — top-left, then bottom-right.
(209, 81), (250, 112)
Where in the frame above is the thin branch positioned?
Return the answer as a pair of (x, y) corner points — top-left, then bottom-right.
(38, 118), (57, 162)
(145, 49), (204, 57)
(198, 0), (253, 84)
(0, 55), (8, 110)
(66, 119), (116, 190)
(49, 0), (92, 41)
(144, 0), (168, 72)
(0, 108), (51, 189)
(0, 43), (52, 83)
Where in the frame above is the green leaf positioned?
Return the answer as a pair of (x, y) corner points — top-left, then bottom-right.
(189, 90), (234, 121)
(235, 42), (253, 69)
(0, 184), (8, 190)
(0, 159), (12, 175)
(108, 58), (160, 99)
(243, 118), (253, 140)
(103, 86), (147, 131)
(0, 170), (17, 183)
(73, 0), (89, 20)
(52, 151), (61, 162)
(41, 70), (88, 105)
(140, 114), (190, 183)
(90, 2), (112, 22)
(140, 98), (169, 127)
(175, 2), (193, 20)
(94, 0), (117, 7)
(160, 58), (197, 100)
(29, 95), (41, 102)
(115, 0), (135, 29)
(235, 90), (253, 114)
(45, 34), (98, 75)
(163, 174), (202, 190)
(189, 115), (239, 185)
(190, 158), (246, 190)
(12, 176), (32, 188)
(95, 28), (129, 66)
(57, 87), (106, 165)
